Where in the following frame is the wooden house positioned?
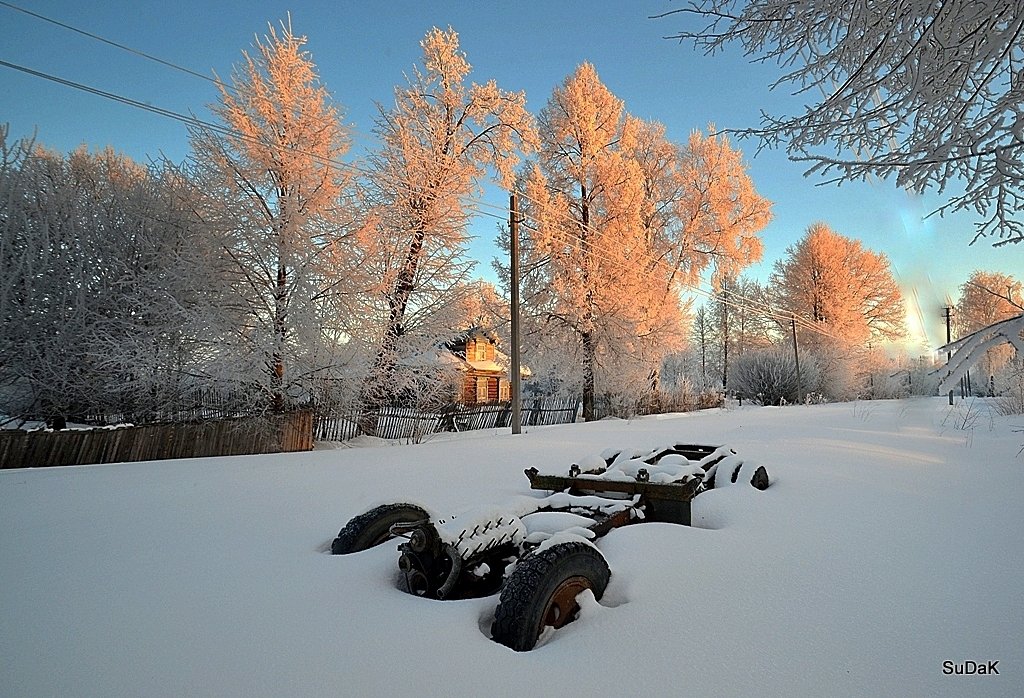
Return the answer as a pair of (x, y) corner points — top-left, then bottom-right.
(447, 327), (523, 405)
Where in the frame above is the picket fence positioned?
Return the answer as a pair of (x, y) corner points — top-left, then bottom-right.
(2, 395), (600, 468)
(312, 397), (581, 442)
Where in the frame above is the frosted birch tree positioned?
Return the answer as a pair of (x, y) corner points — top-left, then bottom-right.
(657, 0), (1024, 246)
(189, 18), (359, 412)
(358, 27), (536, 413)
(953, 270), (1022, 384)
(708, 274), (775, 390)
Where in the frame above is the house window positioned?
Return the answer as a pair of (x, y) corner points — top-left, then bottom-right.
(475, 341), (487, 361)
(476, 377), (489, 403)
(499, 379), (510, 401)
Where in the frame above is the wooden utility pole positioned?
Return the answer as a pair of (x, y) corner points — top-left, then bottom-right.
(943, 306), (954, 405)
(791, 316), (802, 404)
(721, 280), (729, 391)
(510, 192), (522, 434)
(867, 342), (874, 397)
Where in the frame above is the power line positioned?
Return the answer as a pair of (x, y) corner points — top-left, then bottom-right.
(0, 0), (222, 87)
(0, 58), (228, 134)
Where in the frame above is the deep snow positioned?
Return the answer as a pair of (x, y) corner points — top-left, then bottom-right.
(1, 398), (1022, 697)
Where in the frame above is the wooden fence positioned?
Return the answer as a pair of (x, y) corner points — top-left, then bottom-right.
(0, 411), (313, 469)
(312, 397), (581, 442)
(2, 395), (582, 468)
(592, 392), (724, 420)
(521, 397), (582, 426)
(74, 387), (264, 426)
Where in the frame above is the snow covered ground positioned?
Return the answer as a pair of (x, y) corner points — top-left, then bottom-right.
(2, 397), (1022, 697)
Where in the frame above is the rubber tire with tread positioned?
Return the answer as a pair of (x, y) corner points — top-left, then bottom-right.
(330, 503), (429, 555)
(490, 541), (610, 652)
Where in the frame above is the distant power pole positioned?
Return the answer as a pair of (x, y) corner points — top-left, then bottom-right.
(943, 306), (954, 405)
(509, 192), (522, 435)
(790, 316), (802, 404)
(867, 341), (874, 397)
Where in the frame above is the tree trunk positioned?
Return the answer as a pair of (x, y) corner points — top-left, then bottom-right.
(700, 326), (707, 388)
(579, 183), (596, 422)
(582, 329), (595, 421)
(272, 262), (287, 412)
(360, 223), (426, 433)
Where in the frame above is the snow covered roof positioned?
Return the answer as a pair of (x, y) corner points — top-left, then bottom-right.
(466, 359), (505, 373)
(399, 346), (467, 369)
(460, 325), (498, 343)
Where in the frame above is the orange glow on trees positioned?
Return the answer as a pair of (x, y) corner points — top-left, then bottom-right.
(769, 223), (906, 349)
(954, 270), (1022, 381)
(189, 17), (356, 411)
(517, 64), (770, 419)
(359, 27), (537, 412)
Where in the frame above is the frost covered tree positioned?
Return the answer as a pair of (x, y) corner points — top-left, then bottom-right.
(628, 124), (771, 392)
(188, 18), (359, 412)
(0, 129), (218, 424)
(956, 271), (1022, 334)
(517, 64), (769, 419)
(517, 64), (655, 419)
(708, 275), (775, 390)
(456, 280), (509, 335)
(769, 222), (906, 349)
(632, 126), (770, 287)
(690, 303), (714, 389)
(953, 270), (1022, 388)
(358, 27), (536, 414)
(938, 313), (1024, 399)
(657, 0), (1024, 245)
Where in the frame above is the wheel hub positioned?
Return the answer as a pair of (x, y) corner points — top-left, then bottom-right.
(542, 575), (590, 629)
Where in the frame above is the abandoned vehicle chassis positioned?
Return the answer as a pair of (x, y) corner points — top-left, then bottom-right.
(330, 443), (770, 650)
(377, 444), (768, 602)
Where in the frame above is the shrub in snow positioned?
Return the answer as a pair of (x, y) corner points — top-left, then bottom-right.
(994, 359), (1024, 416)
(731, 347), (823, 405)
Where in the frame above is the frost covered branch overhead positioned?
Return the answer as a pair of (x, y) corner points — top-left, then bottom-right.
(658, 0), (1024, 246)
(935, 313), (1024, 393)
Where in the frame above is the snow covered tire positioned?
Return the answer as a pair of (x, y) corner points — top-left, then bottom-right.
(490, 542), (610, 652)
(331, 503), (429, 555)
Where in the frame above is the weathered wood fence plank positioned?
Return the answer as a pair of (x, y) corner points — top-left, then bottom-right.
(0, 412), (313, 469)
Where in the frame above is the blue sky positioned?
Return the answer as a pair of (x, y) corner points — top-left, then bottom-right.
(2, 0), (1020, 351)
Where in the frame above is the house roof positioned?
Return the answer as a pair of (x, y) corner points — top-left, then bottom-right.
(445, 325), (532, 377)
(466, 358), (506, 373)
(459, 325), (499, 343)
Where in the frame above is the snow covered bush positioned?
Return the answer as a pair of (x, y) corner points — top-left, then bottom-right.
(731, 346), (823, 405)
(994, 359), (1024, 416)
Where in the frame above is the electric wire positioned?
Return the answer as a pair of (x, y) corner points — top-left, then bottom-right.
(0, 0), (223, 87)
